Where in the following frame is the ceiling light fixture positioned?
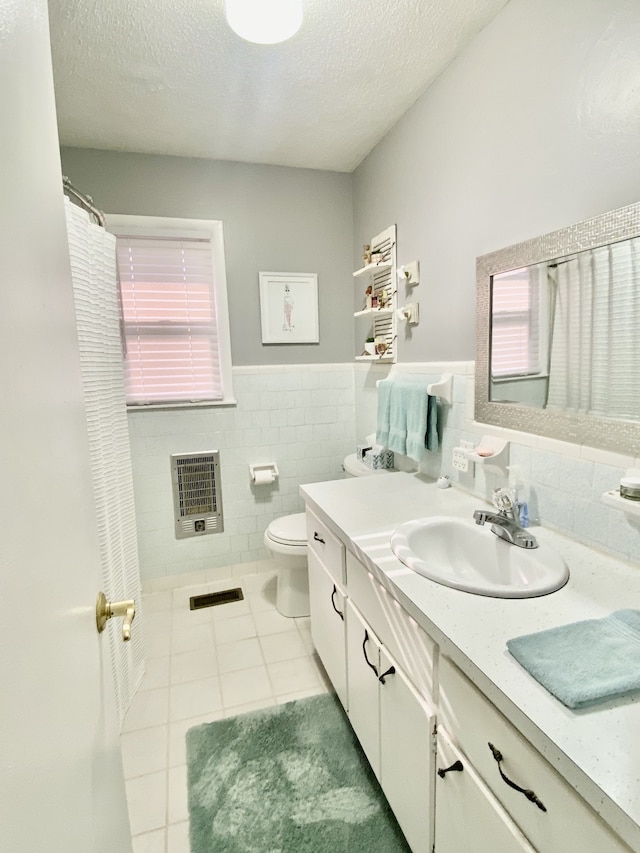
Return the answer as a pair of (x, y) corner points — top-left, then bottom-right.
(225, 0), (303, 45)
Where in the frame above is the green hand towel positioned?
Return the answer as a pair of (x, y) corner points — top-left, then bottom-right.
(375, 379), (392, 448)
(507, 610), (640, 709)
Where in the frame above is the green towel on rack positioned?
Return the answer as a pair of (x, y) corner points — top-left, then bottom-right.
(375, 379), (392, 449)
(376, 375), (438, 462)
(507, 610), (640, 709)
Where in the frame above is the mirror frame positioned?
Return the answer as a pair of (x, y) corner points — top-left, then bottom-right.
(475, 200), (640, 457)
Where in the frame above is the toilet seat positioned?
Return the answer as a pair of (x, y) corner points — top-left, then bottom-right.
(266, 512), (307, 547)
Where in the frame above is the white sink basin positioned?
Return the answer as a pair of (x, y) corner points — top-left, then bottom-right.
(390, 515), (569, 598)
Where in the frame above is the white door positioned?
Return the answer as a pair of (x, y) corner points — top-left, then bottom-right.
(0, 1), (132, 849)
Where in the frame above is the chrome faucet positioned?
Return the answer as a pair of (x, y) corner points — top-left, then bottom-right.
(473, 488), (538, 549)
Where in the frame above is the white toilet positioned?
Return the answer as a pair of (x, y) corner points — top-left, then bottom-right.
(264, 453), (394, 618)
(264, 512), (309, 618)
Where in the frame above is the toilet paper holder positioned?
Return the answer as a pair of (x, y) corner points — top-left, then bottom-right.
(249, 463), (279, 485)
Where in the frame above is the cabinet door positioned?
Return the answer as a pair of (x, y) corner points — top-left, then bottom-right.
(379, 646), (435, 853)
(346, 600), (381, 778)
(308, 550), (348, 709)
(435, 729), (535, 853)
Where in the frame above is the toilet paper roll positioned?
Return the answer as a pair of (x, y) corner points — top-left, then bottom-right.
(253, 469), (275, 485)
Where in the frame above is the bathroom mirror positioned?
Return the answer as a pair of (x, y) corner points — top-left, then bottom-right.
(475, 200), (640, 456)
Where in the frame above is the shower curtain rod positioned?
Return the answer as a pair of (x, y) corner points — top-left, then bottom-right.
(62, 176), (106, 228)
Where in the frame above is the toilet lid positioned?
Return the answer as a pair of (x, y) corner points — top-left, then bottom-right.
(268, 512), (307, 546)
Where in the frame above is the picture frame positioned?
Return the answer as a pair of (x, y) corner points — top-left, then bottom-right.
(259, 272), (319, 344)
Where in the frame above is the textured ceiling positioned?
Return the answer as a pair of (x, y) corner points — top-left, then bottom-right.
(49, 0), (509, 172)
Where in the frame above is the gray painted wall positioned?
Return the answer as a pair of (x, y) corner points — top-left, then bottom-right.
(353, 0), (640, 362)
(60, 148), (354, 365)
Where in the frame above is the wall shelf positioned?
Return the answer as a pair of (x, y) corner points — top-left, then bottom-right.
(354, 225), (397, 364)
(353, 261), (393, 279)
(355, 355), (394, 363)
(601, 489), (640, 518)
(354, 307), (394, 318)
(464, 436), (509, 471)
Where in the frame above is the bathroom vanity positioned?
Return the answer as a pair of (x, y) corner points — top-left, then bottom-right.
(301, 472), (640, 853)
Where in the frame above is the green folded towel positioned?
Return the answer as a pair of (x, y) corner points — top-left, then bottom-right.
(507, 610), (640, 709)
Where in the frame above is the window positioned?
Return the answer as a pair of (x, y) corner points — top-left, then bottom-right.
(490, 266), (542, 379)
(107, 216), (234, 407)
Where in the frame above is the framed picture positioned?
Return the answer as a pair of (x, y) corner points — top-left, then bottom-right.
(259, 272), (319, 344)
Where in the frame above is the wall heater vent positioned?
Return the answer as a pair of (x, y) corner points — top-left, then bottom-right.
(171, 451), (223, 539)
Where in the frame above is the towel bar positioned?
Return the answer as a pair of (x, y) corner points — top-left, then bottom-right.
(376, 372), (452, 405)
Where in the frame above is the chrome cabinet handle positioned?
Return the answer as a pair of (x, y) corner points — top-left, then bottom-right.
(488, 743), (547, 812)
(96, 592), (136, 642)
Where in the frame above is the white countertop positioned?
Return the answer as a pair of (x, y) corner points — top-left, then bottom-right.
(301, 472), (640, 851)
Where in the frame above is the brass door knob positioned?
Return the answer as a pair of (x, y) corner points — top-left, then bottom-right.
(96, 592), (136, 641)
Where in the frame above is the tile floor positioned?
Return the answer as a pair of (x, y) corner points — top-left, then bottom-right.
(122, 572), (331, 853)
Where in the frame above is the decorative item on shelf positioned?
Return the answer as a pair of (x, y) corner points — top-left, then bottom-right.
(378, 288), (390, 308)
(370, 251), (383, 265)
(364, 285), (373, 310)
(363, 244), (372, 265)
(371, 294), (378, 309)
(374, 339), (388, 356)
(364, 337), (376, 356)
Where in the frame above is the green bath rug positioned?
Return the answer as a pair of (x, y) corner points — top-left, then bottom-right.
(186, 693), (411, 853)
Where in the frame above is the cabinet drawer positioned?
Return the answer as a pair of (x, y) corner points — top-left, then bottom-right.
(347, 551), (436, 701)
(439, 657), (631, 853)
(435, 727), (535, 853)
(306, 509), (345, 585)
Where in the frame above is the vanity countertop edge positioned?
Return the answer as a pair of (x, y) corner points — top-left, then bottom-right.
(300, 471), (640, 851)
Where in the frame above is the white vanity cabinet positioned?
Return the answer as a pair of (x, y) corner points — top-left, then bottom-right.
(306, 512), (347, 709)
(439, 657), (632, 853)
(346, 598), (435, 853)
(302, 475), (640, 853)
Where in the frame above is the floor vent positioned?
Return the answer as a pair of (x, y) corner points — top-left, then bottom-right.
(189, 588), (244, 611)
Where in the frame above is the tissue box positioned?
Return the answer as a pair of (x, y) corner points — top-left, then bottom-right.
(364, 449), (394, 470)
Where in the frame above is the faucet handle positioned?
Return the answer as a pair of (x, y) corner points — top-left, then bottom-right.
(492, 487), (515, 514)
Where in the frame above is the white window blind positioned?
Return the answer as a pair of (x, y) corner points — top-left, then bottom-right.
(491, 267), (540, 378)
(117, 235), (224, 405)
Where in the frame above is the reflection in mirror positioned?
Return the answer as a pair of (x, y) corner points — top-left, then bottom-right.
(489, 236), (640, 422)
(476, 201), (640, 456)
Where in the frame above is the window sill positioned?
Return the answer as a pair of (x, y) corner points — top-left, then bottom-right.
(126, 399), (237, 412)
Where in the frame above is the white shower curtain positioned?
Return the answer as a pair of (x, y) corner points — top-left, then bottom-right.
(64, 198), (144, 725)
(546, 236), (640, 420)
